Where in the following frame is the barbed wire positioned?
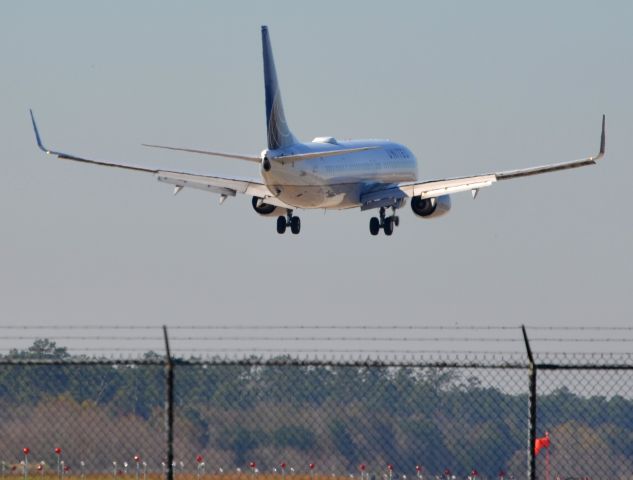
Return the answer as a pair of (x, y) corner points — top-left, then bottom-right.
(3, 336), (632, 345)
(1, 324), (632, 331)
(0, 335), (633, 351)
(2, 353), (633, 369)
(0, 347), (526, 354)
(2, 346), (631, 359)
(0, 325), (520, 330)
(3, 335), (633, 343)
(3, 326), (633, 365)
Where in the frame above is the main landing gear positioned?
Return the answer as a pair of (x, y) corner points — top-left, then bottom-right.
(369, 207), (400, 236)
(277, 210), (301, 235)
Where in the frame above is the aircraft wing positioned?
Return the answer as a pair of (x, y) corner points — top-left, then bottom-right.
(154, 171), (274, 201)
(29, 110), (285, 205)
(362, 115), (605, 210)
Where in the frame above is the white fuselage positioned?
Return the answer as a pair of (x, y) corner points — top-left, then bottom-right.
(262, 138), (418, 209)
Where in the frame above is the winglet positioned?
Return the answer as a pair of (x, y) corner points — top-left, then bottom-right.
(29, 109), (50, 154)
(599, 114), (606, 156)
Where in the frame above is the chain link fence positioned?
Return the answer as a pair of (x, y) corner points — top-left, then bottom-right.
(0, 361), (165, 473)
(536, 365), (633, 479)
(1, 333), (633, 480)
(172, 363), (527, 478)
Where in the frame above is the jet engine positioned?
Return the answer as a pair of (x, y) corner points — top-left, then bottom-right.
(251, 196), (286, 217)
(410, 195), (451, 219)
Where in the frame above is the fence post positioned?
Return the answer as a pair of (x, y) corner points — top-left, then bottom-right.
(522, 325), (536, 480)
(163, 326), (174, 480)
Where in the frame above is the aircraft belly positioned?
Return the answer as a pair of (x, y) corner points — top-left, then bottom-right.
(276, 183), (361, 209)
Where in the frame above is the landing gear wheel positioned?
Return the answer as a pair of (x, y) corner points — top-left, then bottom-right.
(383, 217), (394, 236)
(276, 216), (287, 234)
(369, 217), (380, 236)
(394, 216), (400, 227)
(290, 216), (301, 234)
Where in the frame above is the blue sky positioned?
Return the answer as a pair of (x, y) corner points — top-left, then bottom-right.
(1, 1), (632, 347)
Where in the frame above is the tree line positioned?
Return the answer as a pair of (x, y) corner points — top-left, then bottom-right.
(1, 340), (631, 478)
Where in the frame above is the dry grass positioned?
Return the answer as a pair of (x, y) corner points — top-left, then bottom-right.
(9, 475), (349, 480)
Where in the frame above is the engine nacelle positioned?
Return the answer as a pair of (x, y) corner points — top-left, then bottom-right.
(410, 194), (451, 219)
(251, 196), (287, 217)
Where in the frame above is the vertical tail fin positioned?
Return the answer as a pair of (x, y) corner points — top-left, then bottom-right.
(262, 26), (298, 150)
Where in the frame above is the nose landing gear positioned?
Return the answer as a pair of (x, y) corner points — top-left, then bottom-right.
(369, 207), (400, 236)
(277, 210), (301, 235)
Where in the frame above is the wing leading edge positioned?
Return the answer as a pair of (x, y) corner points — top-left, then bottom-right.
(362, 115), (606, 210)
(29, 110), (283, 204)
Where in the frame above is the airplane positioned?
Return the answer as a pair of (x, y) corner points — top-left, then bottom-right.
(30, 26), (606, 236)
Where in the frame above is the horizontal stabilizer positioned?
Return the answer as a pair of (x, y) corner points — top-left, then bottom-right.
(272, 146), (379, 163)
(142, 144), (261, 162)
